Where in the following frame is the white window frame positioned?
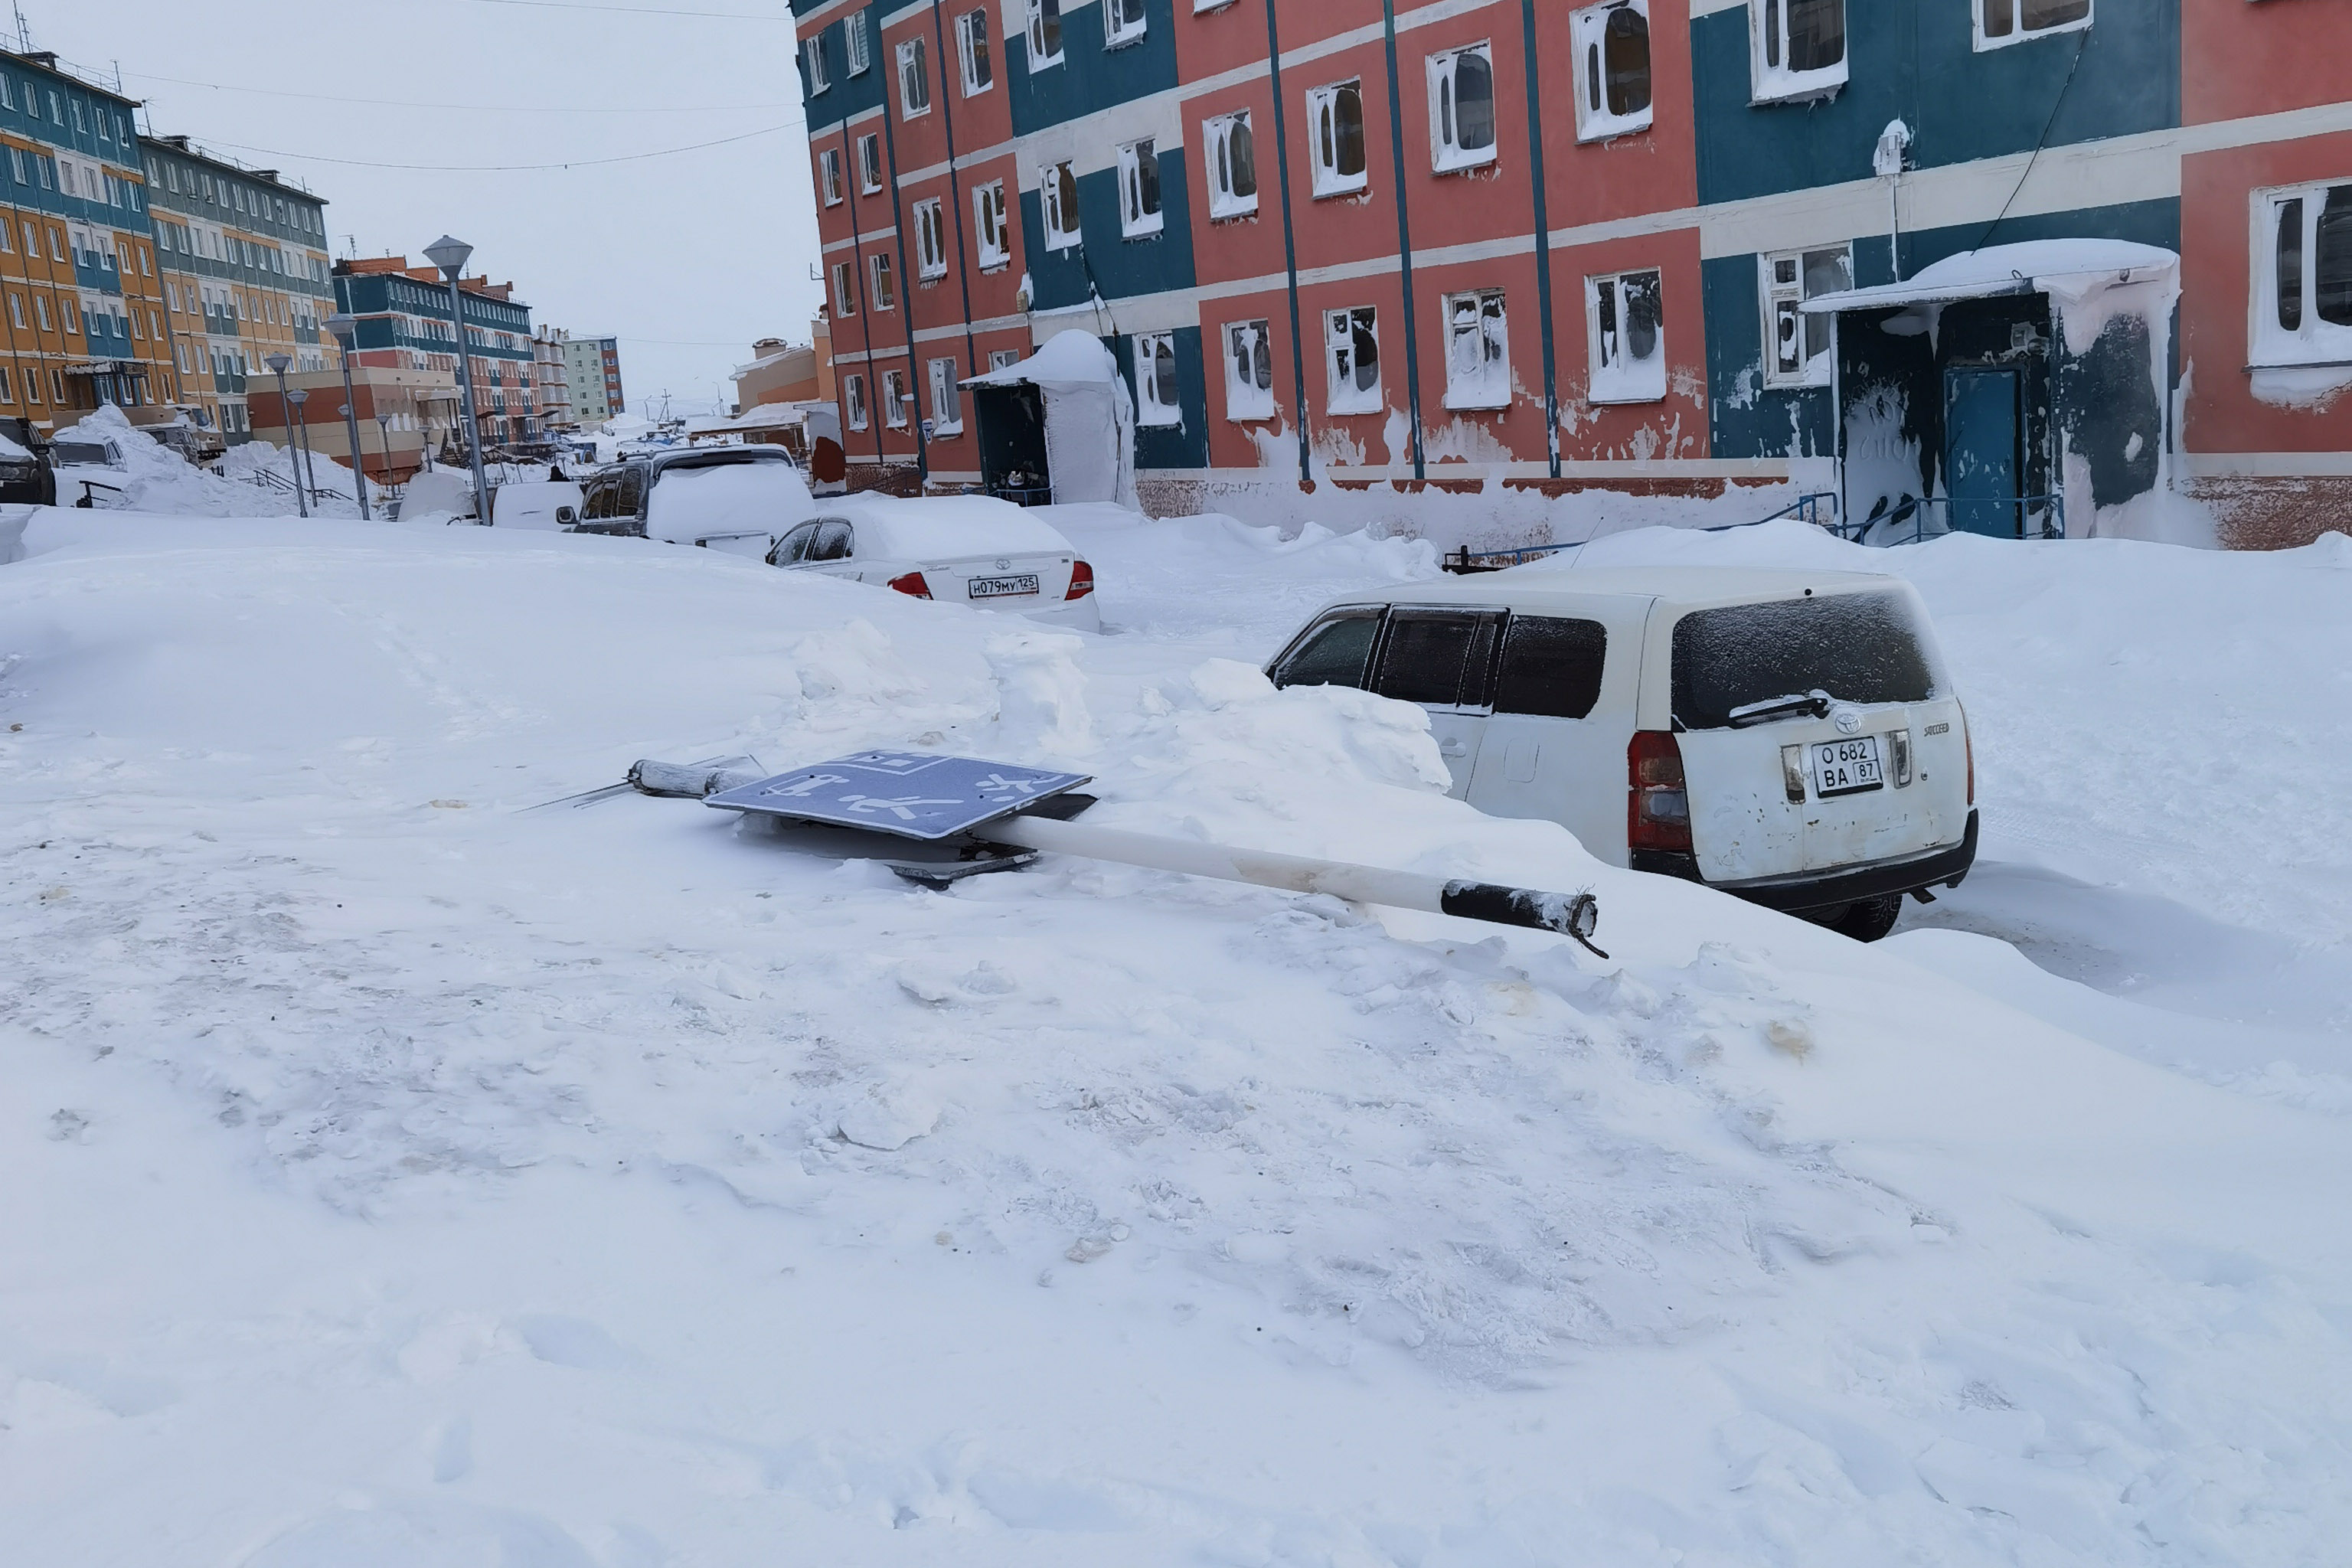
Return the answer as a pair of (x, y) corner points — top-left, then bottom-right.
(973, 180), (1011, 269)
(1306, 80), (1370, 198)
(1426, 44), (1498, 175)
(1223, 319), (1277, 421)
(1103, 0), (1147, 47)
(858, 133), (884, 194)
(928, 357), (964, 433)
(1025, 0), (1064, 71)
(883, 368), (911, 428)
(1974, 0), (2092, 53)
(819, 147), (844, 206)
(845, 11), (872, 74)
(956, 8), (994, 96)
(1587, 267), (1668, 404)
(1325, 305), (1383, 415)
(2252, 181), (2352, 369)
(1041, 160), (1083, 250)
(845, 373), (869, 430)
(1133, 332), (1181, 426)
(869, 252), (897, 312)
(990, 348), (1024, 371)
(1117, 139), (1164, 239)
(1440, 289), (1511, 411)
(1204, 109), (1259, 220)
(804, 36), (831, 93)
(1749, 0), (1847, 104)
(1759, 245), (1851, 389)
(913, 198), (948, 279)
(1571, 1), (1655, 143)
(897, 37), (931, 119)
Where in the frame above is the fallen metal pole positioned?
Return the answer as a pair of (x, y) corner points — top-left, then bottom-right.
(980, 815), (1604, 953)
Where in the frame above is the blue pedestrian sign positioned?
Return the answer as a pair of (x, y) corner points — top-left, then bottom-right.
(704, 752), (1093, 841)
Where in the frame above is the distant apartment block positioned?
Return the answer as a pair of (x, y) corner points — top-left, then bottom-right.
(334, 256), (541, 448)
(564, 334), (623, 423)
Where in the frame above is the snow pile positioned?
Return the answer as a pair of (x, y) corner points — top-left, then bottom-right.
(54, 405), (361, 519)
(644, 459), (813, 547)
(2, 509), (2350, 1564)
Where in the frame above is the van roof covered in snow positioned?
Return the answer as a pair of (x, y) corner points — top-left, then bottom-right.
(1320, 564), (1901, 616)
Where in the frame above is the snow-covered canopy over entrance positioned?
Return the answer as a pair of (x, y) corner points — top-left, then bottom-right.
(963, 329), (1135, 508)
(1800, 240), (2180, 315)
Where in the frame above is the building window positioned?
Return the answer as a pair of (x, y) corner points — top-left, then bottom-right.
(845, 373), (869, 430)
(883, 368), (911, 428)
(1133, 332), (1181, 426)
(958, 9), (994, 93)
(1118, 140), (1163, 238)
(0, 367), (12, 403)
(1976, 0), (2090, 51)
(1042, 161), (1083, 250)
(858, 133), (884, 193)
(1572, 2), (1652, 142)
(1223, 320), (1276, 420)
(1104, 0), (1146, 47)
(914, 198), (948, 279)
(1307, 81), (1369, 198)
(870, 253), (897, 311)
(1759, 246), (1851, 387)
(928, 357), (963, 433)
(831, 259), (858, 316)
(1026, 0), (1063, 70)
(34, 294), (50, 331)
(1204, 110), (1258, 219)
(804, 36), (831, 93)
(2258, 182), (2352, 367)
(1325, 306), (1381, 414)
(1750, 0), (1846, 103)
(1427, 45), (1497, 173)
(991, 348), (1023, 371)
(1587, 268), (1666, 403)
(974, 180), (1011, 268)
(897, 38), (931, 118)
(845, 11), (871, 74)
(820, 147), (844, 205)
(1442, 289), (1510, 410)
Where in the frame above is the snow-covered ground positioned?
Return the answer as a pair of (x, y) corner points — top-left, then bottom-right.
(3, 503), (2347, 1566)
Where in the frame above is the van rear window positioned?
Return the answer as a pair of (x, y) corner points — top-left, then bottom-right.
(1671, 591), (1942, 730)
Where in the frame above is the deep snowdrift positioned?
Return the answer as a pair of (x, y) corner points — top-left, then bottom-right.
(2, 508), (2347, 1566)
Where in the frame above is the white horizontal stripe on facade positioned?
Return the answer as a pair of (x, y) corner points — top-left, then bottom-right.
(795, 0), (861, 37)
(1687, 0), (1747, 17)
(822, 224), (902, 255)
(1014, 93), (1187, 188)
(807, 103), (887, 141)
(2179, 451), (2352, 478)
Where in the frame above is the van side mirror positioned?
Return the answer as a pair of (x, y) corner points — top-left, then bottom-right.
(555, 505), (577, 525)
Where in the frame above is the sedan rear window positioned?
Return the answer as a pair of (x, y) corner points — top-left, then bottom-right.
(1671, 591), (1943, 730)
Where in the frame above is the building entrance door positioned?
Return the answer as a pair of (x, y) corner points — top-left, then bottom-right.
(1944, 367), (2023, 537)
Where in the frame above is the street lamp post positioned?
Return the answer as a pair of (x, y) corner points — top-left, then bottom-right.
(287, 388), (319, 503)
(264, 352), (307, 519)
(423, 235), (492, 524)
(374, 414), (393, 498)
(324, 312), (370, 520)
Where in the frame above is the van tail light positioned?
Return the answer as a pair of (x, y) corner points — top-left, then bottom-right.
(1628, 731), (1693, 854)
(1067, 560), (1095, 601)
(1962, 708), (1975, 806)
(887, 570), (933, 599)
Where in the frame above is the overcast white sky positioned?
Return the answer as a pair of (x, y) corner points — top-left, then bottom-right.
(40, 0), (823, 416)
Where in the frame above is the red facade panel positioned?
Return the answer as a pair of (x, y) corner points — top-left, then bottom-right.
(2181, 0), (2348, 126)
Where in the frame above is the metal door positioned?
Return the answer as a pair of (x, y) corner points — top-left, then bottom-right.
(1944, 368), (2022, 538)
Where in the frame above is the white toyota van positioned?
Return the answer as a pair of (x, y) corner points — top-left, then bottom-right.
(1266, 566), (1976, 940)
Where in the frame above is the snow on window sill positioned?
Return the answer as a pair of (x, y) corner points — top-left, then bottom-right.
(1327, 392), (1383, 417)
(1749, 63), (1847, 106)
(1442, 389), (1511, 412)
(1122, 218), (1166, 240)
(1588, 376), (1666, 405)
(1576, 109), (1653, 145)
(1225, 406), (1277, 423)
(1028, 53), (1065, 74)
(1432, 146), (1498, 175)
(929, 420), (965, 437)
(1311, 174), (1370, 201)
(902, 106), (932, 122)
(1974, 15), (2092, 52)
(1045, 234), (1082, 253)
(1208, 199), (1259, 221)
(1137, 410), (1183, 429)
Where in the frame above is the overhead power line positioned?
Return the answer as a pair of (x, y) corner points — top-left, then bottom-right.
(123, 69), (797, 116)
(194, 121), (800, 173)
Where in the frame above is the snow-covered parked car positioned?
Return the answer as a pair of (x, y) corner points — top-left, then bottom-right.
(0, 417), (54, 508)
(1266, 567), (1975, 940)
(487, 479), (585, 531)
(51, 433), (127, 508)
(766, 495), (1100, 631)
(574, 446), (812, 559)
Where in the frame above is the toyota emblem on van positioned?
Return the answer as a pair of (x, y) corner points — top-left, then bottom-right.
(1832, 707), (1864, 734)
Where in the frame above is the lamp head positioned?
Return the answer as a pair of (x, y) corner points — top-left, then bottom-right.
(287, 388), (309, 407)
(324, 312), (358, 346)
(265, 352), (292, 374)
(423, 234), (472, 277)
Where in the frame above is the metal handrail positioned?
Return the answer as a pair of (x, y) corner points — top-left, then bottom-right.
(1834, 494), (2066, 546)
(1440, 492), (1844, 573)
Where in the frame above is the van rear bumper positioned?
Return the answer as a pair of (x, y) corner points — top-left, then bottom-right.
(1633, 810), (1978, 914)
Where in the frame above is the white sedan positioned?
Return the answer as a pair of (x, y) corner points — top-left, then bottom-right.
(766, 495), (1100, 631)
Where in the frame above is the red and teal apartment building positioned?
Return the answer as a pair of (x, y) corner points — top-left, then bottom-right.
(795, 0), (2350, 549)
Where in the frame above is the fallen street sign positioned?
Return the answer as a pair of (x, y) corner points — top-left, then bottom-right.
(704, 751), (1093, 841)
